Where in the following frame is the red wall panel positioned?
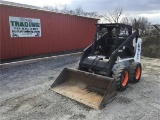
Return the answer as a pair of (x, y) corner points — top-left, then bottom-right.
(0, 6), (2, 59)
(0, 5), (98, 60)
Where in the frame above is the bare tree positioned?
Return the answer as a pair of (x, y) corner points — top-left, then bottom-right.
(130, 17), (150, 34)
(74, 6), (84, 16)
(120, 16), (130, 25)
(139, 17), (150, 33)
(43, 5), (60, 12)
(74, 7), (100, 18)
(84, 12), (100, 18)
(102, 6), (123, 23)
(43, 5), (100, 19)
(68, 10), (75, 15)
(60, 4), (70, 14)
(120, 16), (150, 34)
(44, 4), (70, 13)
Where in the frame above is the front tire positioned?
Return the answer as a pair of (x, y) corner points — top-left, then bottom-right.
(113, 65), (129, 91)
(129, 62), (142, 83)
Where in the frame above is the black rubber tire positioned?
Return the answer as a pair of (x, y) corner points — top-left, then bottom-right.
(129, 62), (142, 83)
(113, 65), (129, 91)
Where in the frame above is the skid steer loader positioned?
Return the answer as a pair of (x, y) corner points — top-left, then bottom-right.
(51, 23), (142, 109)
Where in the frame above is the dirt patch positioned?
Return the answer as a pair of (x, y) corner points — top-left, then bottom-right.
(116, 96), (133, 104)
(70, 114), (86, 120)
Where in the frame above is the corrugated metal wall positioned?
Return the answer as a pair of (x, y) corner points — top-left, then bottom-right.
(0, 6), (2, 59)
(0, 5), (98, 60)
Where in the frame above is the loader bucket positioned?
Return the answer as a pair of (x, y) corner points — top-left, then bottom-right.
(51, 68), (116, 109)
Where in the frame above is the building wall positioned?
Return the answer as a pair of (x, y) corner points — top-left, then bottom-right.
(146, 25), (160, 35)
(0, 5), (98, 60)
(0, 7), (2, 59)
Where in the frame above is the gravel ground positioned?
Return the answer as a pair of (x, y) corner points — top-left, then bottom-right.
(0, 54), (160, 120)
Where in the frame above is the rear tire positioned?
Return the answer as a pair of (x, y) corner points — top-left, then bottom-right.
(129, 62), (142, 83)
(113, 65), (129, 91)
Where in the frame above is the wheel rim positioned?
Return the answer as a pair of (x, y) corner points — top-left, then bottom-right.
(135, 66), (141, 80)
(122, 71), (129, 87)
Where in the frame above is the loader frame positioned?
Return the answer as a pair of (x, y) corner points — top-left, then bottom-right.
(51, 23), (142, 109)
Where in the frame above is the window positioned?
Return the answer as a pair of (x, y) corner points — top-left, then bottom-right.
(119, 27), (129, 37)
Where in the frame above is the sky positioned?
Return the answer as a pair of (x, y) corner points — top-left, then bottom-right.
(1, 0), (160, 24)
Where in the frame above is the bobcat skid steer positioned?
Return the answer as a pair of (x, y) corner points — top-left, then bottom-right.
(51, 23), (142, 109)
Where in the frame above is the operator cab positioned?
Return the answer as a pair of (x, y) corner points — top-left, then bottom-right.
(93, 23), (133, 59)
